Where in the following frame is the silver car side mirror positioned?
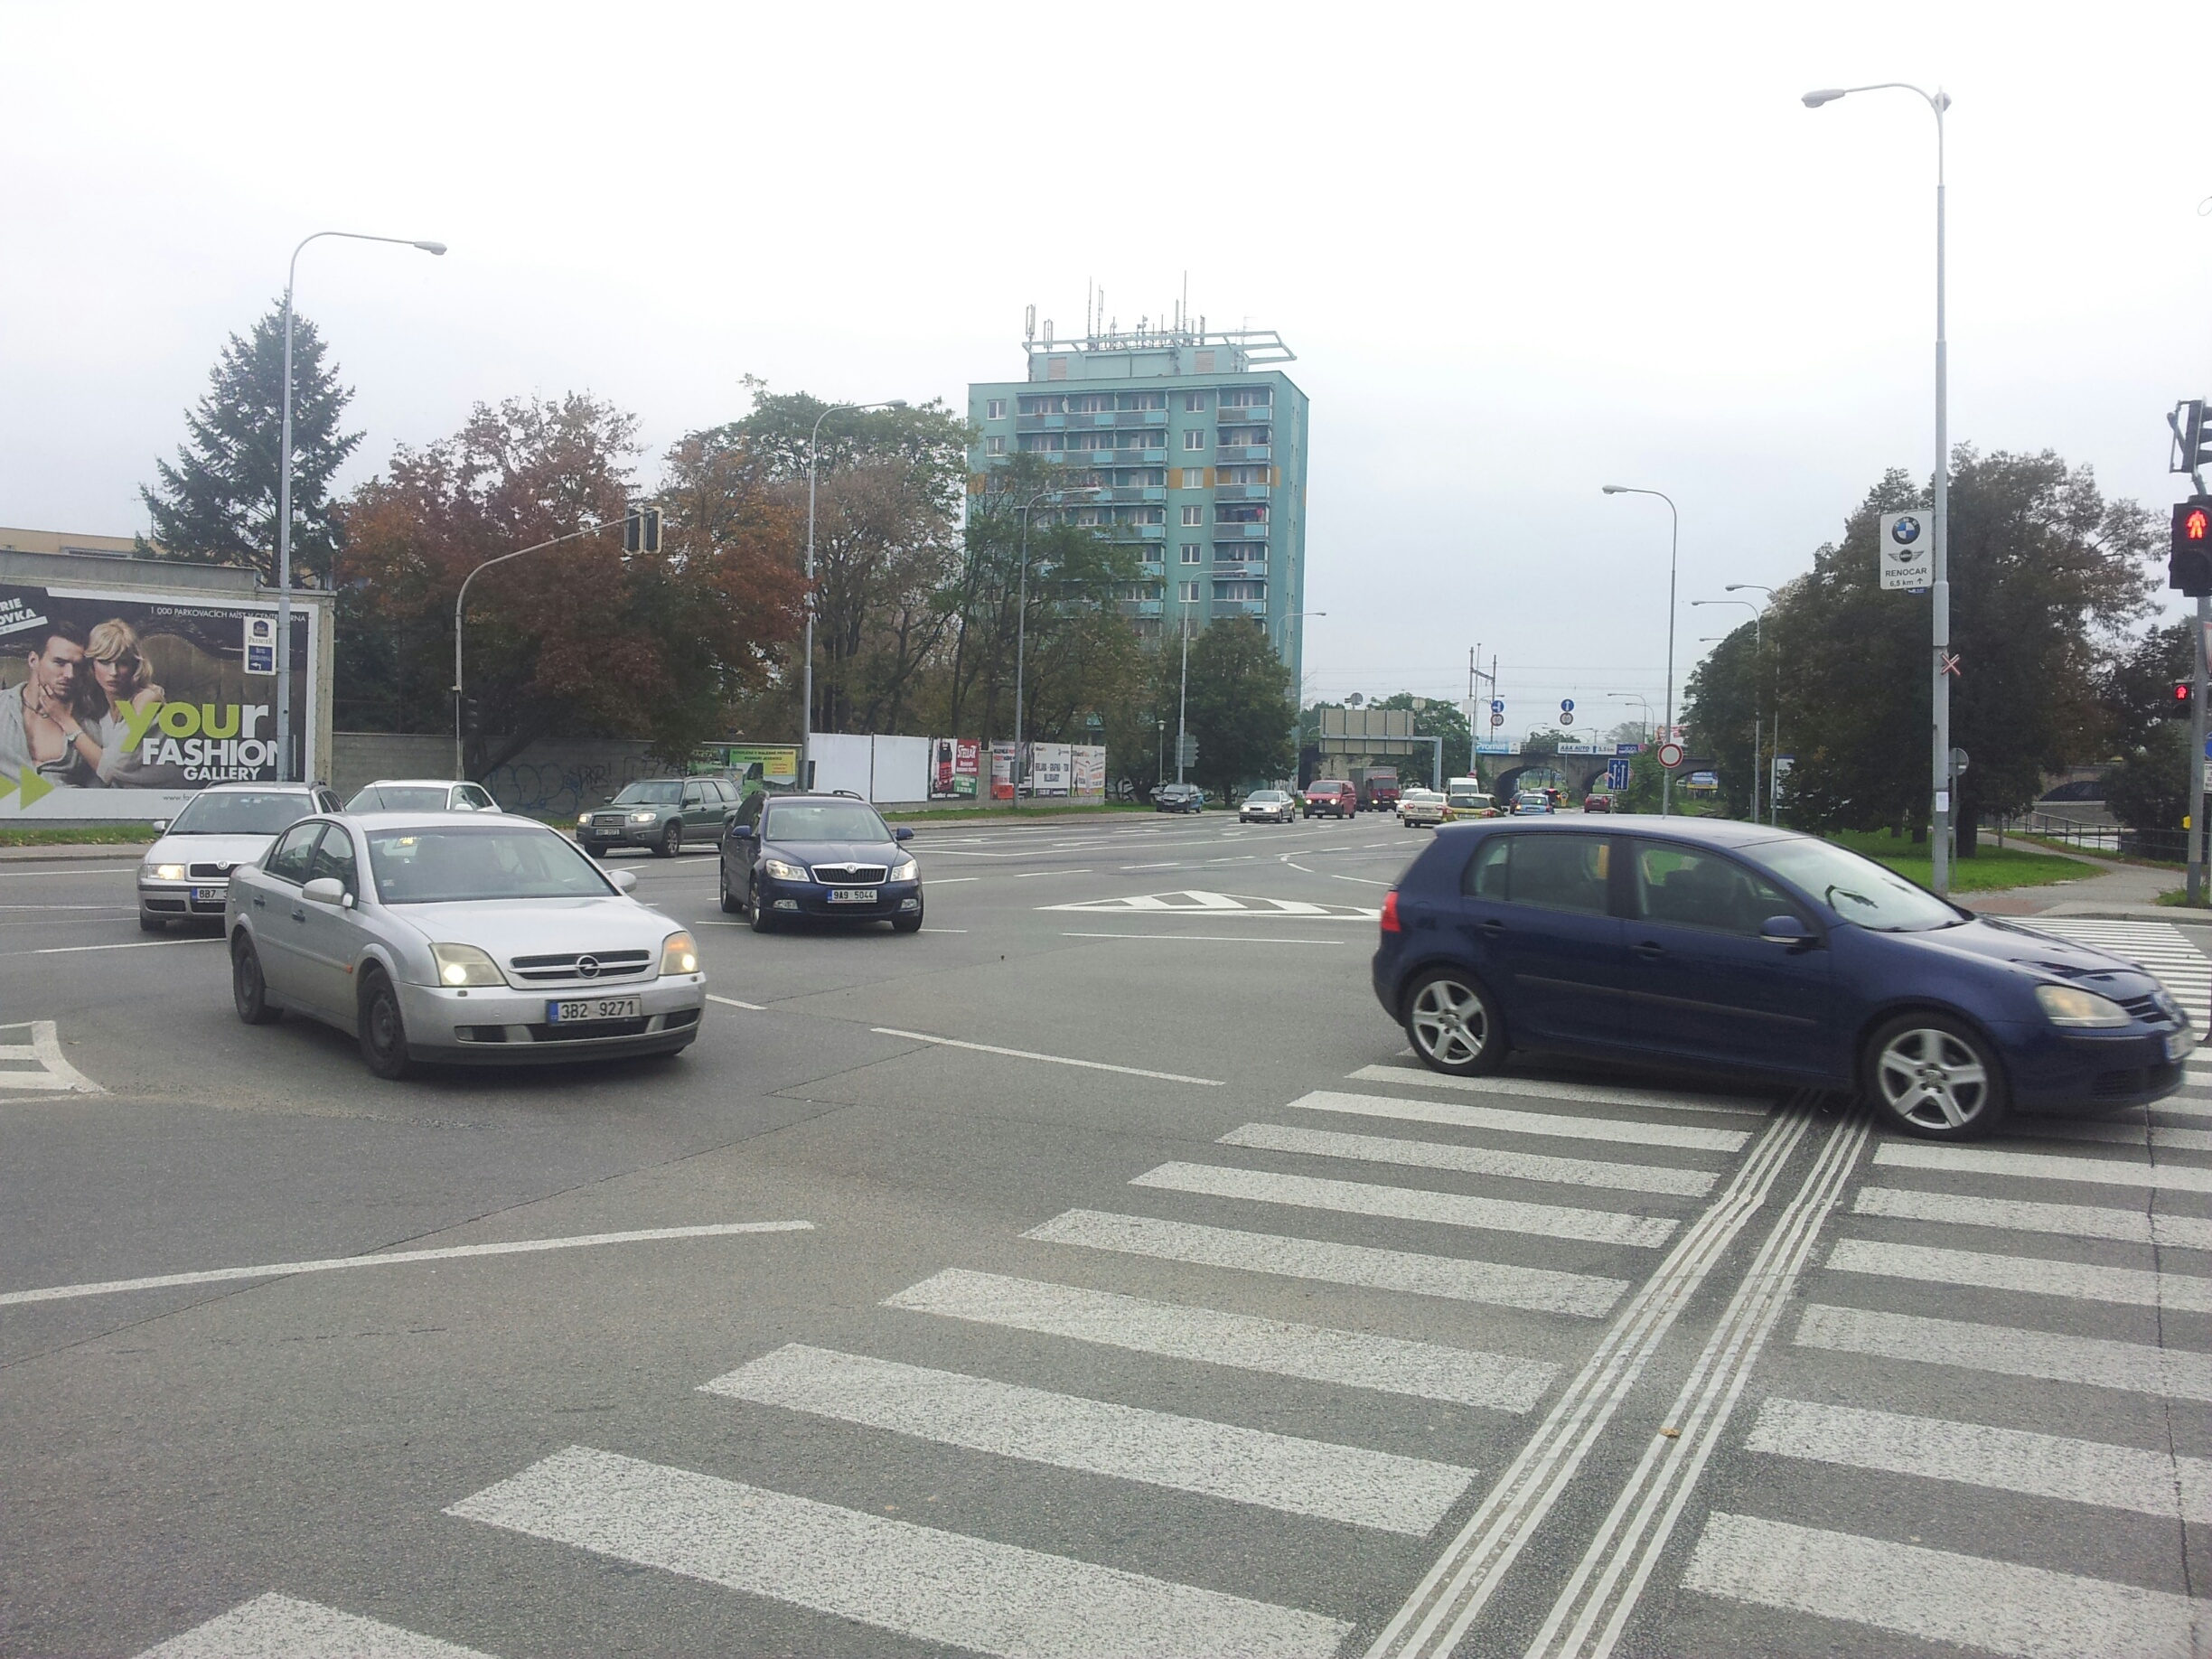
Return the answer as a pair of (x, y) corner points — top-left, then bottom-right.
(150, 819), (169, 833)
(301, 876), (347, 906)
(610, 869), (639, 894)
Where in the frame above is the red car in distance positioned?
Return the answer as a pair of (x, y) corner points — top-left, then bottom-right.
(1302, 779), (1357, 819)
(1582, 792), (1615, 813)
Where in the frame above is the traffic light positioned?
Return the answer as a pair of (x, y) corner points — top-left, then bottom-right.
(623, 505), (662, 555)
(2171, 498), (2212, 595)
(2172, 681), (2195, 717)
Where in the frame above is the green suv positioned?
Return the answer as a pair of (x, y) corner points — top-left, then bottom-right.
(578, 777), (739, 858)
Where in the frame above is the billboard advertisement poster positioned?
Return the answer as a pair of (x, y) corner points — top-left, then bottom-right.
(989, 741), (1017, 801)
(930, 737), (981, 800)
(693, 743), (798, 784)
(1072, 745), (1105, 799)
(1029, 742), (1072, 797)
(0, 580), (313, 819)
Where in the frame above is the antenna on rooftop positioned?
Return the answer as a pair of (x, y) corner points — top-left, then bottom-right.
(1024, 304), (1036, 344)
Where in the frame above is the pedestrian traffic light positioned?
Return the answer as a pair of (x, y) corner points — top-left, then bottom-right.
(2173, 681), (2195, 716)
(2171, 498), (2212, 595)
(623, 505), (661, 555)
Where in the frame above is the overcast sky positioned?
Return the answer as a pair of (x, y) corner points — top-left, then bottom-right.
(4, 2), (2204, 742)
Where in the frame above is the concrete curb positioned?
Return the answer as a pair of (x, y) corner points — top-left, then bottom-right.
(0, 843), (150, 864)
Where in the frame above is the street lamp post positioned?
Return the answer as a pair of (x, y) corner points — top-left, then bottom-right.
(1607, 691), (1654, 745)
(277, 230), (445, 782)
(1692, 596), (1765, 822)
(453, 519), (620, 779)
(1727, 584), (1778, 823)
(1804, 80), (1953, 892)
(801, 400), (895, 792)
(1601, 484), (1680, 814)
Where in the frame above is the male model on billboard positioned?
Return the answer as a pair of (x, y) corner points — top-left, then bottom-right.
(0, 622), (97, 789)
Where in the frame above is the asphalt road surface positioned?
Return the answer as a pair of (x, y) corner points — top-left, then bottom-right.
(4, 810), (2209, 1658)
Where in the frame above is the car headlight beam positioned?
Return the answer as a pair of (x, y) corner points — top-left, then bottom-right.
(660, 930), (699, 975)
(628, 811), (657, 824)
(145, 862), (186, 881)
(431, 942), (507, 988)
(2034, 983), (2132, 1028)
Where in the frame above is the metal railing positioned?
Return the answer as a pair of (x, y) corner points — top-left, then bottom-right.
(2011, 811), (2184, 864)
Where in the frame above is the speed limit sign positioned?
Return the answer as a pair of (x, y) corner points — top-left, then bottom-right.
(1489, 713), (1504, 727)
(1657, 741), (1685, 769)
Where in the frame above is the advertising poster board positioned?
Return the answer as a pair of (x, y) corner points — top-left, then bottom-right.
(989, 741), (1017, 801)
(0, 578), (314, 819)
(1028, 742), (1072, 796)
(692, 743), (798, 785)
(1073, 745), (1105, 799)
(930, 737), (980, 800)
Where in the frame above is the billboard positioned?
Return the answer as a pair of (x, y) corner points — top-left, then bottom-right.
(1073, 745), (1105, 799)
(989, 741), (1017, 801)
(0, 578), (314, 819)
(1029, 742), (1072, 797)
(930, 737), (979, 800)
(692, 743), (798, 785)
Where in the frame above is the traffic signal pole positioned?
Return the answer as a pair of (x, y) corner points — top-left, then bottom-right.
(2193, 597), (2208, 904)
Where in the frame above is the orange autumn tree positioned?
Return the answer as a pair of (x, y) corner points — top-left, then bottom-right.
(341, 394), (804, 776)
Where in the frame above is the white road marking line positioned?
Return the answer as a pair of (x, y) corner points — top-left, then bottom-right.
(2019, 1117), (2212, 1153)
(1220, 1122), (1716, 1198)
(1014, 868), (1093, 877)
(928, 876), (982, 883)
(1745, 1395), (2212, 1523)
(1026, 1209), (1626, 1317)
(0, 1020), (102, 1095)
(136, 1591), (497, 1658)
(1345, 1064), (1769, 1118)
(1795, 1303), (2212, 1400)
(0, 1221), (813, 1308)
(705, 993), (764, 1010)
(1120, 861), (1186, 870)
(1852, 1184), (2212, 1250)
(886, 1267), (1557, 1411)
(1522, 1109), (1875, 1659)
(1134, 1161), (1675, 1249)
(1060, 931), (1345, 944)
(2156, 1096), (2212, 1120)
(702, 1342), (1473, 1534)
(0, 903), (138, 910)
(919, 927), (969, 933)
(1826, 1235), (2212, 1312)
(1680, 1510), (2210, 1659)
(1363, 1101), (1822, 1659)
(1292, 1089), (1748, 1153)
(450, 1446), (1348, 1659)
(870, 1026), (1223, 1085)
(1873, 1139), (2212, 1194)
(29, 936), (221, 955)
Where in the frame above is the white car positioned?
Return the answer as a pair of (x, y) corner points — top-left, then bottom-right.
(225, 811), (706, 1079)
(347, 778), (501, 813)
(1398, 788), (1448, 828)
(1239, 788), (1297, 823)
(137, 782), (342, 932)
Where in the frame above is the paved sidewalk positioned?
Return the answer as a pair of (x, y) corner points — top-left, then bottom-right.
(1964, 848), (2204, 923)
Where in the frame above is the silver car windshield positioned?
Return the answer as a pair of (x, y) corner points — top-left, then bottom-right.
(1742, 838), (1963, 933)
(349, 785), (451, 812)
(764, 802), (890, 842)
(166, 791), (315, 835)
(365, 827), (614, 904)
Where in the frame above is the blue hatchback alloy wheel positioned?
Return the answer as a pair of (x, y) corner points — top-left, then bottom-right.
(1405, 969), (1507, 1076)
(1867, 1013), (2008, 1139)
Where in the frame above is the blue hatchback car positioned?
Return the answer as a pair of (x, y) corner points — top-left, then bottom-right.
(720, 792), (923, 933)
(1373, 818), (2194, 1139)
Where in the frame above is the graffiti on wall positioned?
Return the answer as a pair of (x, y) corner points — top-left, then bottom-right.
(483, 753), (657, 818)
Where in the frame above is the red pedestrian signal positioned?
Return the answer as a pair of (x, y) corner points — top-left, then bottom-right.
(2178, 682), (2196, 707)
(2172, 499), (2212, 594)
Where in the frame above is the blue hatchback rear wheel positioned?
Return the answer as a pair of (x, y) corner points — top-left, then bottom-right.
(1404, 968), (1507, 1076)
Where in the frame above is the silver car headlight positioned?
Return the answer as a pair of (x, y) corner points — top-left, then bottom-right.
(431, 942), (507, 988)
(2035, 984), (2131, 1028)
(145, 862), (186, 881)
(761, 858), (809, 881)
(888, 856), (917, 881)
(660, 931), (699, 975)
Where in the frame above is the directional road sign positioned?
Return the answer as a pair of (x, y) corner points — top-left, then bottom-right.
(1490, 700), (1504, 714)
(1561, 698), (1575, 713)
(1607, 758), (1631, 792)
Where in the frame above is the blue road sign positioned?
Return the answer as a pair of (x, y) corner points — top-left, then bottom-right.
(1561, 698), (1575, 713)
(1607, 758), (1631, 792)
(1490, 699), (1504, 714)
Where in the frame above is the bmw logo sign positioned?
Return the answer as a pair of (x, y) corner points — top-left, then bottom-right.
(1888, 515), (1923, 548)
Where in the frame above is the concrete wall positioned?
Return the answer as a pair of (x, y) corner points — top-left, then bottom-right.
(330, 733), (660, 818)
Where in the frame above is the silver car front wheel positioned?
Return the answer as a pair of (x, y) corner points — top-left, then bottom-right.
(1404, 969), (1507, 1076)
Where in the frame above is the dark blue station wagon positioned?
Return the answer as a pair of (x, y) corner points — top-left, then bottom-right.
(1373, 818), (2193, 1139)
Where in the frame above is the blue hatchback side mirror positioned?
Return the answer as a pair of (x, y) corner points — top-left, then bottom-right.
(1760, 914), (1814, 946)
(729, 823), (755, 839)
(894, 827), (914, 841)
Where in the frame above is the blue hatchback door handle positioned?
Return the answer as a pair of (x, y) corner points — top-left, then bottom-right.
(1634, 940), (1665, 960)
(1479, 918), (1505, 936)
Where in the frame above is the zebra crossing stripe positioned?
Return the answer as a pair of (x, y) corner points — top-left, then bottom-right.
(1024, 1210), (1627, 1317)
(136, 1592), (495, 1658)
(448, 1446), (1350, 1659)
(1132, 1161), (1676, 1249)
(1219, 1122), (1717, 1197)
(1795, 1303), (2212, 1401)
(1681, 1510), (2209, 1659)
(1291, 1090), (1748, 1152)
(1343, 1065), (1771, 1118)
(1851, 1184), (2212, 1251)
(1873, 1140), (2212, 1195)
(885, 1269), (1556, 1411)
(2018, 1118), (2212, 1154)
(1745, 1397), (2212, 1523)
(701, 1343), (1476, 1534)
(1825, 1236), (2212, 1312)
(0, 1020), (101, 1095)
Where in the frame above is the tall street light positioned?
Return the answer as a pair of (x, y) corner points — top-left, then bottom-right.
(1601, 484), (1679, 814)
(1607, 691), (1654, 745)
(277, 230), (445, 782)
(1805, 80), (1953, 892)
(1010, 483), (1098, 806)
(1692, 596), (1764, 822)
(801, 400), (895, 792)
(1727, 584), (1778, 823)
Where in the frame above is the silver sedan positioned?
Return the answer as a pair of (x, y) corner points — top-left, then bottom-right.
(225, 811), (706, 1079)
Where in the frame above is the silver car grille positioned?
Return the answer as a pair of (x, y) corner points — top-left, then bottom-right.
(811, 863), (888, 884)
(187, 862), (238, 879)
(507, 949), (655, 983)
